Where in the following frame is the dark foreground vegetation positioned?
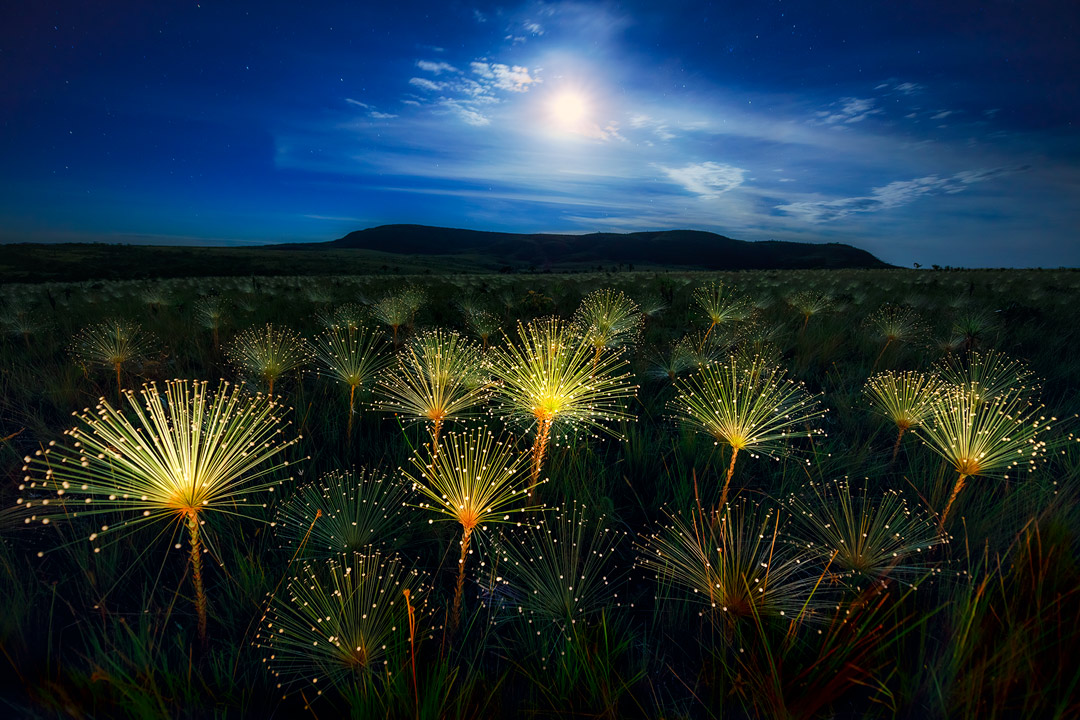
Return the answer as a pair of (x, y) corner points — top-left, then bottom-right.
(1, 268), (1078, 719)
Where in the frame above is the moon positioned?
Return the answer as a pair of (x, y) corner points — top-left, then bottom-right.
(549, 91), (589, 129)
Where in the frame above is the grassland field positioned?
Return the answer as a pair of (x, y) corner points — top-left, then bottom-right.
(1, 267), (1078, 719)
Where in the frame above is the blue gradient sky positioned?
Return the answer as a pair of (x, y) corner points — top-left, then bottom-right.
(2, 1), (1078, 267)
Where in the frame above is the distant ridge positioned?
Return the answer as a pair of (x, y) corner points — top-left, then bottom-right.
(275, 224), (890, 270)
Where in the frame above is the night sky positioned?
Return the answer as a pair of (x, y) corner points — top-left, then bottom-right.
(2, 1), (1078, 268)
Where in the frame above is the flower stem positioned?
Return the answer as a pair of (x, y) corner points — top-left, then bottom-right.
(872, 338), (893, 372)
(940, 473), (968, 529)
(186, 509), (208, 646)
(699, 320), (717, 353)
(530, 415), (552, 502)
(404, 588), (419, 720)
(718, 446), (739, 511)
(451, 526), (473, 633)
(890, 425), (906, 463)
(347, 383), (356, 444)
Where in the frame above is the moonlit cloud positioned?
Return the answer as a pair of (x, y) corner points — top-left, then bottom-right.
(416, 60), (458, 74)
(469, 62), (541, 92)
(814, 97), (881, 125)
(776, 168), (1017, 222)
(438, 99), (491, 126)
(657, 162), (746, 197)
(408, 77), (444, 91)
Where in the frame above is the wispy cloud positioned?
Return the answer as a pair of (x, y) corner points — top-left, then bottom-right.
(657, 162), (746, 197)
(814, 97), (881, 125)
(439, 99), (491, 126)
(876, 81), (924, 95)
(469, 61), (540, 92)
(346, 98), (397, 120)
(416, 60), (458, 74)
(408, 77), (444, 91)
(776, 168), (1016, 222)
(894, 82), (923, 95)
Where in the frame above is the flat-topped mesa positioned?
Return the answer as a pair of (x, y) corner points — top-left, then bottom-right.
(277, 224), (891, 270)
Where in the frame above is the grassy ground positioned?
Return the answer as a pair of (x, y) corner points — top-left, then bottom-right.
(1, 267), (1078, 718)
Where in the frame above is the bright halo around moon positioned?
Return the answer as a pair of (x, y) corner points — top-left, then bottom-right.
(549, 91), (589, 130)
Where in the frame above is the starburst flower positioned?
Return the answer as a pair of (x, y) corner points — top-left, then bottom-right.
(863, 304), (928, 370)
(572, 289), (644, 370)
(637, 498), (826, 624)
(669, 353), (826, 508)
(935, 349), (1036, 404)
(373, 328), (489, 452)
(403, 428), (541, 631)
(316, 303), (369, 332)
(636, 291), (669, 324)
(227, 323), (310, 395)
(492, 502), (627, 626)
(21, 379), (300, 643)
(786, 478), (943, 587)
(313, 325), (389, 440)
(464, 308), (501, 349)
(915, 384), (1053, 528)
(864, 370), (943, 461)
(274, 467), (410, 558)
(193, 295), (227, 351)
(1, 301), (50, 349)
(257, 550), (428, 695)
(140, 284), (171, 312)
(789, 290), (834, 333)
(371, 292), (412, 346)
(488, 317), (638, 498)
(642, 337), (697, 382)
(692, 280), (752, 350)
(950, 307), (998, 351)
(71, 317), (157, 399)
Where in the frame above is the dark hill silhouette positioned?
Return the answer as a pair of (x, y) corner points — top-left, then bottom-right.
(275, 224), (890, 270)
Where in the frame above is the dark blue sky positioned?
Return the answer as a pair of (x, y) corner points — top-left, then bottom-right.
(2, 1), (1078, 267)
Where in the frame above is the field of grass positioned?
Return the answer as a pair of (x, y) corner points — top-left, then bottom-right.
(1, 267), (1079, 719)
